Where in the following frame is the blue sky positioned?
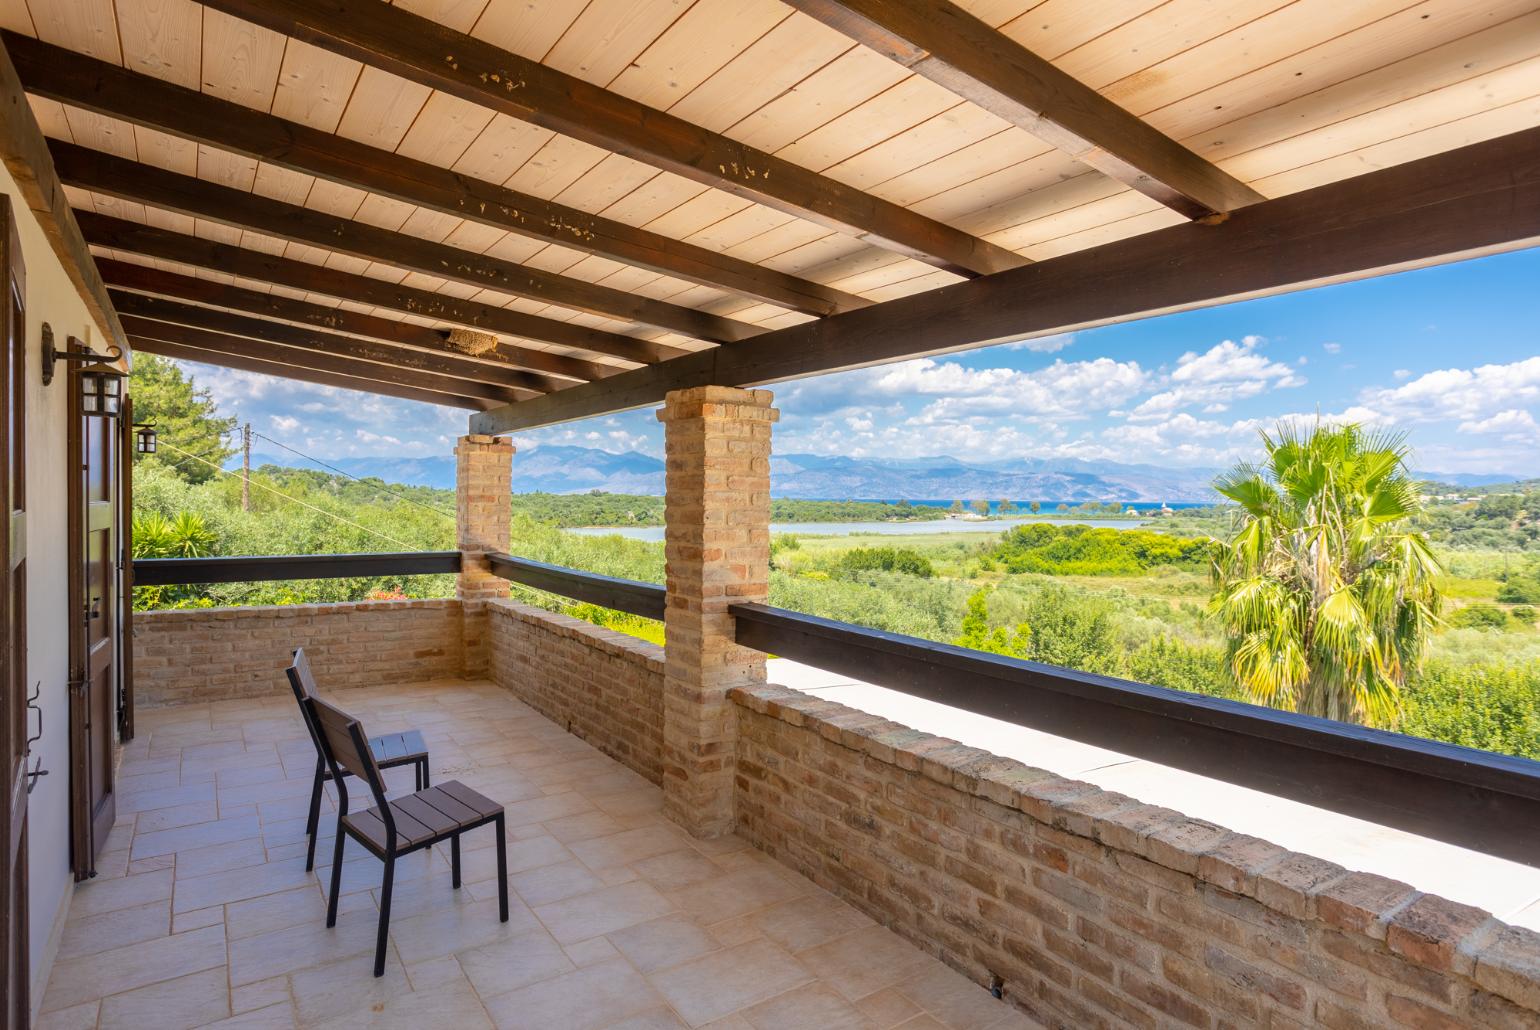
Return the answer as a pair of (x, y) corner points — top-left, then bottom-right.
(181, 246), (1540, 477)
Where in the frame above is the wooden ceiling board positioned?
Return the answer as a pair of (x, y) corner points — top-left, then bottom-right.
(392, 90), (494, 165)
(333, 66), (432, 151)
(197, 6), (283, 108)
(466, 0), (586, 64)
(114, 0), (202, 88)
(26, 0), (119, 60)
(541, 0), (692, 85)
(134, 123), (198, 174)
(605, 0), (788, 111)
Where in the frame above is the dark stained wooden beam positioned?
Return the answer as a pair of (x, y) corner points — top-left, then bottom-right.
(470, 126), (1540, 434)
(130, 335), (491, 410)
(0, 36), (125, 350)
(780, 0), (1264, 219)
(122, 314), (521, 403)
(51, 140), (759, 344)
(113, 293), (546, 398)
(96, 258), (606, 385)
(76, 212), (678, 365)
(6, 32), (867, 319)
(196, 0), (1025, 278)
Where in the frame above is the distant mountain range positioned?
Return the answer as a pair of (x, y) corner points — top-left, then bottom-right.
(243, 447), (1523, 502)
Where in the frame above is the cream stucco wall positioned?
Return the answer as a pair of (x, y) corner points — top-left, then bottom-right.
(0, 162), (117, 1011)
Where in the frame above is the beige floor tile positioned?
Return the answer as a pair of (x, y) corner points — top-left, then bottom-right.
(668, 865), (806, 924)
(67, 868), (173, 919)
(36, 1000), (99, 1029)
(231, 976), (291, 1015)
(730, 893), (874, 952)
(288, 951), (410, 1025)
(740, 982), (879, 1030)
(608, 914), (720, 974)
(509, 859), (605, 906)
(533, 881), (675, 945)
(482, 958), (664, 1030)
(225, 884), (327, 940)
(501, 791), (596, 827)
(172, 905), (226, 934)
(129, 854), (177, 876)
(632, 849), (723, 892)
(201, 1001), (300, 1028)
(570, 826), (691, 871)
(56, 899), (171, 961)
(97, 965), (231, 1030)
(856, 988), (925, 1028)
(315, 980), (494, 1029)
(455, 928), (574, 998)
(118, 782), (216, 816)
(605, 1011), (690, 1030)
(228, 915), (381, 986)
(896, 960), (1015, 1030)
(132, 815), (262, 860)
(542, 810), (625, 843)
(136, 801), (219, 834)
(796, 926), (937, 1003)
(173, 856), (315, 912)
(566, 935), (622, 966)
(649, 938), (814, 1027)
(175, 837), (270, 880)
(388, 894), (540, 965)
(43, 924), (226, 1011)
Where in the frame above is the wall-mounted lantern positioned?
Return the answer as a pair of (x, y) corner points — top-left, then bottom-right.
(135, 423), (158, 454)
(41, 323), (127, 416)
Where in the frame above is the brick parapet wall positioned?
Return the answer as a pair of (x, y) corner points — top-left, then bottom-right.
(486, 599), (665, 785)
(456, 434), (514, 677)
(730, 682), (1540, 1029)
(132, 599), (465, 707)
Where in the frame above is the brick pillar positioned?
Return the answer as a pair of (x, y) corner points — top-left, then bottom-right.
(455, 434), (513, 677)
(657, 386), (778, 838)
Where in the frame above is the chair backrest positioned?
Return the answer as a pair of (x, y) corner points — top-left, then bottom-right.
(286, 648), (327, 766)
(306, 694), (389, 812)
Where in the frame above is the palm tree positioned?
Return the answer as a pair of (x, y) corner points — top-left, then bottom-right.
(1208, 423), (1443, 726)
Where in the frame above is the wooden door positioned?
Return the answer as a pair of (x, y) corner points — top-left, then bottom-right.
(67, 342), (117, 878)
(1, 197), (30, 1024)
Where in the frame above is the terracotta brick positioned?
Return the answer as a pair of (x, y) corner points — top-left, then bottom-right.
(1474, 926), (1540, 1011)
(1316, 872), (1419, 940)
(1385, 993), (1467, 1029)
(1387, 894), (1494, 974)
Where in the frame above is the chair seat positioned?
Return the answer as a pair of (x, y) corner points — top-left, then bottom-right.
(343, 780), (501, 853)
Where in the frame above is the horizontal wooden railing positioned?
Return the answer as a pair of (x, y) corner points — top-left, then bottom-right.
(484, 552), (665, 621)
(131, 551), (461, 585)
(730, 602), (1540, 868)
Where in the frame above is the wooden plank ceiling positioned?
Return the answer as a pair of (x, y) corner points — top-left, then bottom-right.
(2, 0), (1537, 412)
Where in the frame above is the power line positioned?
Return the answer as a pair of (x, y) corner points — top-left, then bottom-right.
(158, 441), (423, 551)
(249, 430), (456, 523)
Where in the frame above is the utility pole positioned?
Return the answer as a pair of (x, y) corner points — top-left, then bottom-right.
(241, 423), (251, 511)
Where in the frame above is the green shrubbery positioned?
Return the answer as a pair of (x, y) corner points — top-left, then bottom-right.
(987, 523), (1211, 576)
(1399, 660), (1540, 758)
(1449, 605), (1509, 630)
(833, 546), (935, 580)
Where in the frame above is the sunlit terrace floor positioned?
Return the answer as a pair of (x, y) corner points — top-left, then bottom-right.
(39, 679), (1034, 1029)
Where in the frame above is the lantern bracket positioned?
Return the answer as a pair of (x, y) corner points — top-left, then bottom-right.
(41, 323), (124, 387)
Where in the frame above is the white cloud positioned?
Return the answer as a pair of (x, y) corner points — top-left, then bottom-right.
(1458, 409), (1540, 441)
(270, 415), (299, 432)
(1360, 357), (1540, 422)
(1322, 341), (1342, 354)
(1129, 336), (1304, 420)
(1004, 333), (1075, 353)
(1393, 369), (1412, 380)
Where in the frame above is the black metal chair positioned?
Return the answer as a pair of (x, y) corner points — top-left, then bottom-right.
(303, 692), (509, 977)
(286, 648), (431, 871)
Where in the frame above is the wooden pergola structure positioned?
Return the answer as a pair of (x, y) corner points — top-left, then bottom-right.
(1, 0), (1536, 431)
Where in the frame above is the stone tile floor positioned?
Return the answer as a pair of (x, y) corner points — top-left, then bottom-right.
(39, 679), (1036, 1029)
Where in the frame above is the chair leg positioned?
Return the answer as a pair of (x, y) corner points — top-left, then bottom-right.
(420, 757), (431, 789)
(413, 762), (421, 792)
(451, 833), (461, 889)
(495, 815), (509, 923)
(304, 765), (325, 873)
(325, 825), (346, 928)
(375, 853), (395, 978)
